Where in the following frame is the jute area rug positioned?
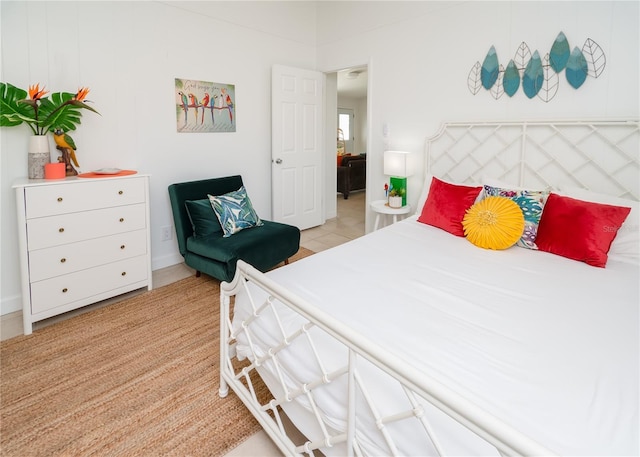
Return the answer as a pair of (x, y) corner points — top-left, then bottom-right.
(1, 248), (314, 457)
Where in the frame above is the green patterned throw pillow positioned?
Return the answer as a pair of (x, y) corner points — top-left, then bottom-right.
(208, 186), (263, 237)
(483, 184), (549, 249)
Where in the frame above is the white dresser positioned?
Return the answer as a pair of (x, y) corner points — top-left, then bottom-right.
(13, 174), (153, 335)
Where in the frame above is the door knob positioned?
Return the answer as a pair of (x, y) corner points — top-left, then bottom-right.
(274, 158), (282, 164)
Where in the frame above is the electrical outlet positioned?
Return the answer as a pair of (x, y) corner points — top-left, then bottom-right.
(161, 225), (172, 241)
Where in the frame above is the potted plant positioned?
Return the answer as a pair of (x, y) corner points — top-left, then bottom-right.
(0, 82), (99, 178)
(388, 188), (405, 208)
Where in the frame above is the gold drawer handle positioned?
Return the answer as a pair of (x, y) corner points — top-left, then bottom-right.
(60, 258), (66, 263)
(58, 227), (65, 233)
(121, 271), (127, 276)
(57, 197), (63, 202)
(120, 245), (125, 250)
(118, 190), (123, 195)
(119, 218), (125, 222)
(62, 288), (68, 293)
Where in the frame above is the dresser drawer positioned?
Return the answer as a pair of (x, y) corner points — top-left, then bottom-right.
(25, 178), (145, 218)
(28, 229), (148, 282)
(27, 204), (146, 250)
(30, 255), (149, 314)
(14, 174), (152, 335)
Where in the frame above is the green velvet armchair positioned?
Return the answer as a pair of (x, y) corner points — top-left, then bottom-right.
(168, 175), (300, 282)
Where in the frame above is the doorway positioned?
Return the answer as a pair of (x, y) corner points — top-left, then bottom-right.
(334, 66), (368, 232)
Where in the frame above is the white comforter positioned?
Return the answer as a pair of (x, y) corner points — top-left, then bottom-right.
(233, 217), (639, 456)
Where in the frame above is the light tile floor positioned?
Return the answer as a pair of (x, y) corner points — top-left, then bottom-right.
(0, 192), (366, 456)
(300, 191), (365, 253)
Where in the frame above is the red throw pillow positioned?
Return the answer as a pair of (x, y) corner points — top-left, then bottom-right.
(418, 177), (483, 236)
(535, 193), (631, 267)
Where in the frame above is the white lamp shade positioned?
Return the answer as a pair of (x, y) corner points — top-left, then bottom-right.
(384, 150), (413, 177)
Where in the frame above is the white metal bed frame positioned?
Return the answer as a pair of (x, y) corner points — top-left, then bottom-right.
(219, 120), (639, 457)
(425, 120), (638, 200)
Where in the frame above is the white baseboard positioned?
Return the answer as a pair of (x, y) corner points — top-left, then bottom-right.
(1, 293), (22, 316)
(151, 253), (184, 271)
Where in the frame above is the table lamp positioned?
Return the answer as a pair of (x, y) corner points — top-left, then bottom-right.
(384, 150), (412, 206)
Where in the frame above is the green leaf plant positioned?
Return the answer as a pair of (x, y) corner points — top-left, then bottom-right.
(0, 82), (99, 135)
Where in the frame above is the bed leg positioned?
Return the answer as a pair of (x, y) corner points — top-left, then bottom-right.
(195, 271), (201, 277)
(284, 258), (290, 265)
(219, 289), (230, 398)
(219, 381), (229, 398)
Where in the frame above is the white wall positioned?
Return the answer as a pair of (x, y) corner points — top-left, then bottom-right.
(0, 1), (317, 315)
(2, 1), (638, 317)
(316, 1), (639, 229)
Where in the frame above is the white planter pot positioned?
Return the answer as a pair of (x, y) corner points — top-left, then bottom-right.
(388, 196), (403, 208)
(28, 136), (50, 179)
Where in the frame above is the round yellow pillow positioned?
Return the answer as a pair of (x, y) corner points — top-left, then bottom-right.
(462, 196), (525, 250)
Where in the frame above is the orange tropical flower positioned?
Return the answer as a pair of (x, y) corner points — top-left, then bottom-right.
(74, 87), (90, 101)
(28, 83), (48, 100)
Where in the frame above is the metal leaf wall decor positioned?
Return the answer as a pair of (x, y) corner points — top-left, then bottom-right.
(481, 46), (500, 90)
(523, 51), (544, 98)
(503, 60), (520, 97)
(467, 32), (606, 102)
(538, 54), (560, 102)
(549, 31), (570, 72)
(467, 61), (482, 95)
(582, 38), (606, 78)
(566, 47), (589, 89)
(490, 64), (505, 99)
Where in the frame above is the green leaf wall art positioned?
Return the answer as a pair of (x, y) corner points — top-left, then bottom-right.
(467, 32), (606, 102)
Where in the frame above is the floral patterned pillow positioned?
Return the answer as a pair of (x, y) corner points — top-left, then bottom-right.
(483, 185), (550, 249)
(208, 186), (263, 237)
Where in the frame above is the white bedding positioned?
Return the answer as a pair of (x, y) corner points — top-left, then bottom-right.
(232, 217), (639, 456)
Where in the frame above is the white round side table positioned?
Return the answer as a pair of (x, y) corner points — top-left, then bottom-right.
(370, 200), (412, 230)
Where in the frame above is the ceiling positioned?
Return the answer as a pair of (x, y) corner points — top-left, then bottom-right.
(337, 67), (368, 99)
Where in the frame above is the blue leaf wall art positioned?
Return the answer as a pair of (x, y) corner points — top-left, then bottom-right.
(523, 51), (544, 98)
(549, 31), (570, 72)
(503, 60), (520, 97)
(566, 47), (589, 89)
(467, 32), (606, 102)
(481, 46), (500, 90)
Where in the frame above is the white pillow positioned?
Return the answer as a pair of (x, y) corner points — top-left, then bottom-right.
(415, 173), (433, 216)
(558, 186), (639, 265)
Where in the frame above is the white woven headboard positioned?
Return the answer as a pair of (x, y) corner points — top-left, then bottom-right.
(425, 120), (640, 201)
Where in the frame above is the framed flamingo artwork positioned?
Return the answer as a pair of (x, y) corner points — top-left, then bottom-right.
(175, 78), (236, 132)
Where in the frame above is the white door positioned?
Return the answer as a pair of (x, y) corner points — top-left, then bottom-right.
(271, 65), (324, 230)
